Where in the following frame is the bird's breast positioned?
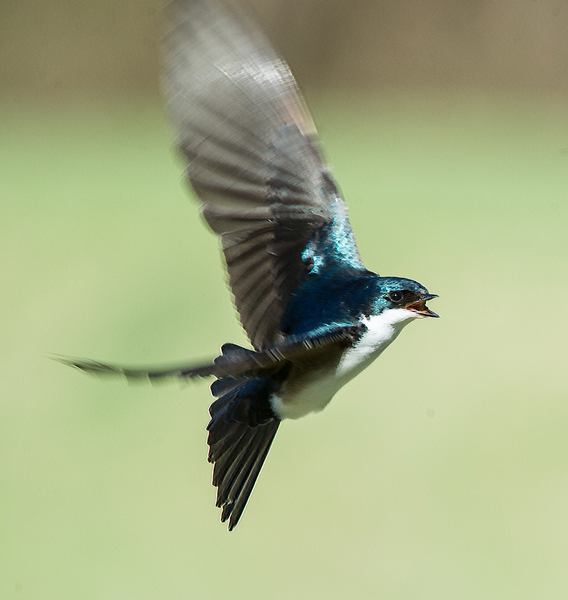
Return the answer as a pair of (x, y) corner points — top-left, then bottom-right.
(269, 311), (416, 420)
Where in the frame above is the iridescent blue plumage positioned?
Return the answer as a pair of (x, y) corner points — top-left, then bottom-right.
(283, 269), (375, 335)
(302, 178), (365, 276)
(283, 269), (435, 337)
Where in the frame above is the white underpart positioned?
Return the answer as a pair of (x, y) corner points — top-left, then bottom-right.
(271, 308), (422, 420)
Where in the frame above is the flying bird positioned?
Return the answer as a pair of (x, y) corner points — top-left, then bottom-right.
(63, 0), (438, 530)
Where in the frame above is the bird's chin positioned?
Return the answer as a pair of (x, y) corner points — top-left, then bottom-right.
(405, 299), (439, 318)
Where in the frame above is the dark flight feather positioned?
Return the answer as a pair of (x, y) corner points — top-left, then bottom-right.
(56, 323), (365, 383)
(162, 0), (365, 350)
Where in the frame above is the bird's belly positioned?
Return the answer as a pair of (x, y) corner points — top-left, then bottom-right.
(270, 312), (414, 420)
(270, 369), (346, 420)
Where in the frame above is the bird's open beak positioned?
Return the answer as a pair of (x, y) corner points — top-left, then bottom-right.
(406, 293), (439, 318)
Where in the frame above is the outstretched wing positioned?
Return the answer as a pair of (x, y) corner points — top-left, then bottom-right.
(162, 0), (365, 350)
(56, 323), (365, 382)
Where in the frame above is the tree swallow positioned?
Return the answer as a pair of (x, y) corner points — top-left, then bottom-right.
(63, 0), (438, 530)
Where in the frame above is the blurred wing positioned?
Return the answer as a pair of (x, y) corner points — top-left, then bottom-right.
(162, 0), (365, 349)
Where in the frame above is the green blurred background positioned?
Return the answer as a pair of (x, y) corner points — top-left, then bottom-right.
(2, 1), (568, 598)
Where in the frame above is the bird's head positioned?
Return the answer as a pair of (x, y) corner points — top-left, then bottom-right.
(369, 277), (439, 322)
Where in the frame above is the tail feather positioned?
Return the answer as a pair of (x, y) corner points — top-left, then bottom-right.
(207, 376), (280, 530)
(223, 427), (278, 529)
(211, 427), (254, 487)
(213, 420), (279, 530)
(208, 421), (246, 462)
(214, 434), (259, 503)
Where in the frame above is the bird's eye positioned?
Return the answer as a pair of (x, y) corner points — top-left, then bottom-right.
(388, 291), (403, 303)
